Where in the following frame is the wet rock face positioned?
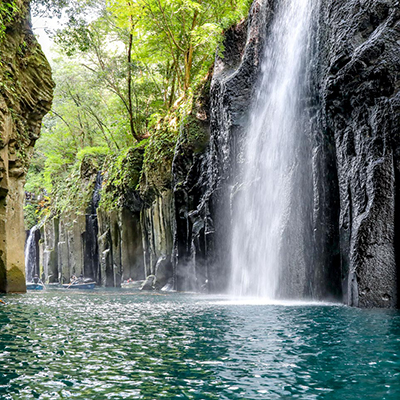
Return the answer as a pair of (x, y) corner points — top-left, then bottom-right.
(171, 0), (273, 293)
(173, 0), (400, 307)
(0, 0), (53, 292)
(319, 0), (400, 307)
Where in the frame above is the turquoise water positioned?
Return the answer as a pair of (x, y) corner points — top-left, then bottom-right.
(0, 291), (399, 399)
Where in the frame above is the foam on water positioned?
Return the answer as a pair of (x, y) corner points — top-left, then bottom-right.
(210, 298), (342, 307)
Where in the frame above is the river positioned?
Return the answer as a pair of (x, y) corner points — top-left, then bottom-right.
(0, 291), (399, 399)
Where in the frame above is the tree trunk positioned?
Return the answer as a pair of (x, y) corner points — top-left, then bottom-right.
(183, 10), (199, 92)
(127, 31), (140, 141)
(168, 66), (177, 108)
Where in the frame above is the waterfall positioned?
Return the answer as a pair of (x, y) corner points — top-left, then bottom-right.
(230, 0), (317, 298)
(84, 171), (102, 282)
(25, 226), (40, 283)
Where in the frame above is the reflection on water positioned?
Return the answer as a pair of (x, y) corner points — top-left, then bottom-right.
(0, 291), (399, 399)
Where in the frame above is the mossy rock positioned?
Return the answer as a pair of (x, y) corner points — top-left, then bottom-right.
(100, 145), (145, 212)
(181, 115), (210, 153)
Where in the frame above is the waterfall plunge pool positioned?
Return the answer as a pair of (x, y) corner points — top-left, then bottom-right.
(0, 291), (399, 399)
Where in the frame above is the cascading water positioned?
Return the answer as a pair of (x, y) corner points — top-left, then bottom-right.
(84, 171), (102, 282)
(230, 0), (317, 298)
(25, 226), (40, 283)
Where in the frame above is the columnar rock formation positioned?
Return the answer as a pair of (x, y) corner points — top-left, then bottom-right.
(319, 0), (400, 307)
(0, 0), (53, 292)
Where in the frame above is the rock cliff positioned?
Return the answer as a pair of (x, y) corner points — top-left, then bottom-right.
(0, 0), (53, 292)
(36, 0), (399, 307)
(170, 0), (400, 306)
(171, 0), (272, 293)
(319, 0), (400, 307)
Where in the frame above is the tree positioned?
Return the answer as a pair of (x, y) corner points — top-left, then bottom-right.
(108, 0), (251, 100)
(26, 0), (252, 215)
(52, 8), (161, 141)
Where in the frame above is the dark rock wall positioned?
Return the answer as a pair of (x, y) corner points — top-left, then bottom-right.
(83, 172), (102, 282)
(97, 208), (144, 287)
(171, 0), (273, 293)
(171, 0), (400, 307)
(319, 0), (400, 307)
(141, 191), (173, 289)
(308, 1), (343, 302)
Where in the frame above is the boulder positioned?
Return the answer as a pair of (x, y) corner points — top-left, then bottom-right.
(140, 275), (156, 291)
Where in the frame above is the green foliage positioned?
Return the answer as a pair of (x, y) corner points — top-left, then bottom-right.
(108, 0), (251, 96)
(24, 203), (38, 230)
(51, 6), (163, 141)
(25, 155), (47, 194)
(77, 146), (110, 163)
(0, 1), (20, 41)
(100, 145), (145, 210)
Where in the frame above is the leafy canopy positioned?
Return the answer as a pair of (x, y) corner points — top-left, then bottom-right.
(25, 0), (251, 223)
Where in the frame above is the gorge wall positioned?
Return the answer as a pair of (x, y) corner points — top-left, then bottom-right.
(0, 0), (53, 292)
(319, 0), (400, 308)
(35, 0), (399, 308)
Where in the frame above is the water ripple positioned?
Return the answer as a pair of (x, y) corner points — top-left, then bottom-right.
(0, 291), (399, 399)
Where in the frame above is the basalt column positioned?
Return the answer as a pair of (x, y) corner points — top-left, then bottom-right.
(0, 0), (53, 292)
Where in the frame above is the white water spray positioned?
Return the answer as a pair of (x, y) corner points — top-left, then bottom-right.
(230, 0), (317, 298)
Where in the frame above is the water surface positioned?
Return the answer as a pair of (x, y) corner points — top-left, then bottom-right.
(0, 291), (399, 399)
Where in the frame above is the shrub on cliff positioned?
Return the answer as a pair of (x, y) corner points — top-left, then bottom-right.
(100, 144), (145, 211)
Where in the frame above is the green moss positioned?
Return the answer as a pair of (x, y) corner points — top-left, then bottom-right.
(177, 71), (211, 153)
(100, 145), (145, 210)
(0, 1), (21, 42)
(52, 151), (106, 215)
(24, 203), (38, 229)
(140, 121), (178, 194)
(181, 115), (210, 153)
